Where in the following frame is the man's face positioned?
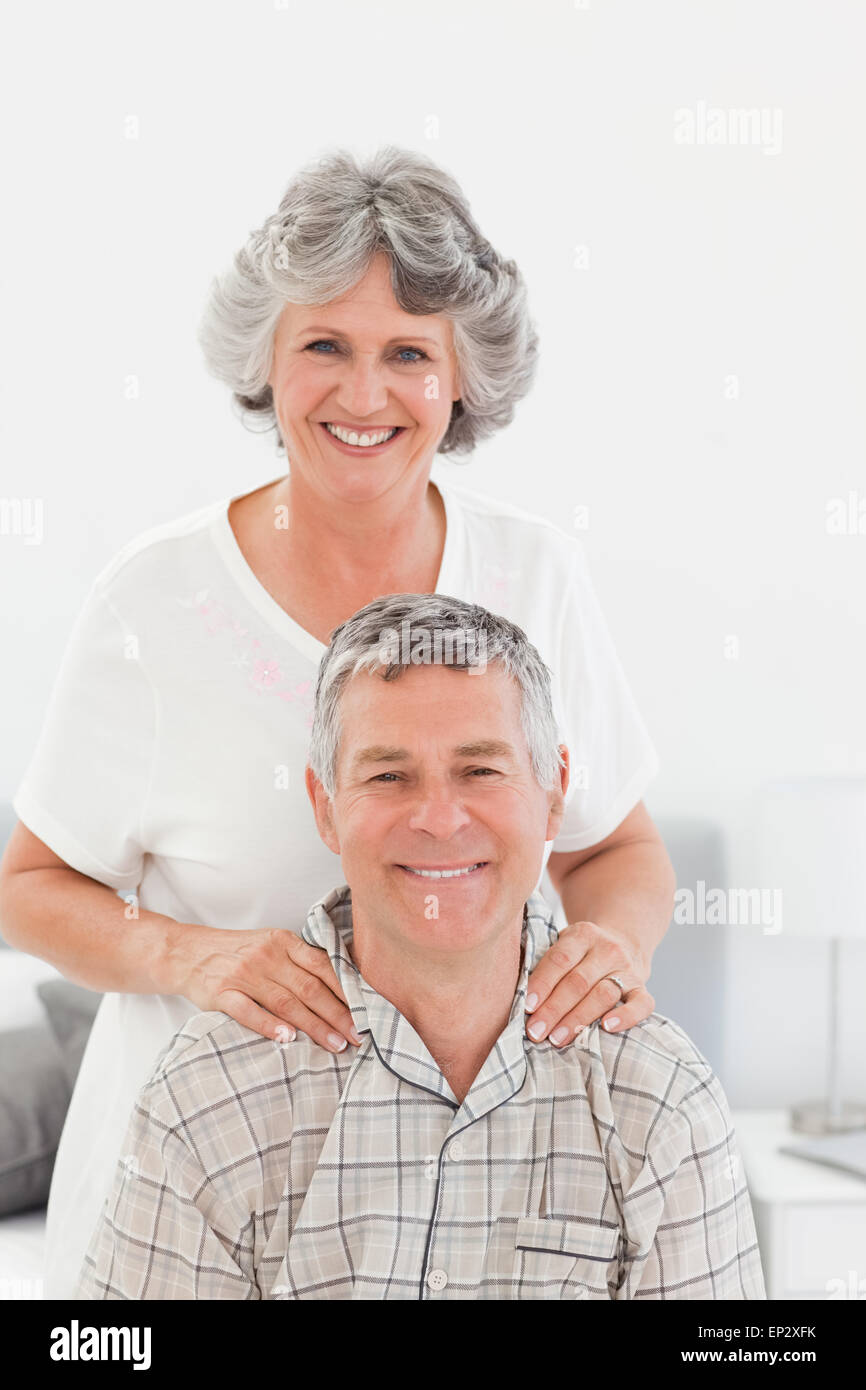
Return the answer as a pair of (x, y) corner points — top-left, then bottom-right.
(306, 661), (568, 958)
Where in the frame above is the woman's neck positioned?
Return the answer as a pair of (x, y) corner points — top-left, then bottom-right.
(276, 469), (446, 593)
(227, 465), (448, 646)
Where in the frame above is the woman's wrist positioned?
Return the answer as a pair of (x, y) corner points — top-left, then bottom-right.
(156, 916), (208, 998)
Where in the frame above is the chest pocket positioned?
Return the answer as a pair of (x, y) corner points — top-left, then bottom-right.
(514, 1217), (621, 1300)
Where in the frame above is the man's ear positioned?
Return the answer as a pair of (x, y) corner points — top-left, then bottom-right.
(305, 765), (341, 856)
(543, 745), (570, 842)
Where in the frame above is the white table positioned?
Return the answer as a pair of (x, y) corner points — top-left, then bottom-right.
(732, 1108), (866, 1300)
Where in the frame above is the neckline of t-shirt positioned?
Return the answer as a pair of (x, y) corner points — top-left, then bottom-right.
(209, 471), (463, 664)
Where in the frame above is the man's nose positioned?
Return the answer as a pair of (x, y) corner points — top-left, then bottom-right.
(406, 792), (473, 839)
(334, 358), (390, 418)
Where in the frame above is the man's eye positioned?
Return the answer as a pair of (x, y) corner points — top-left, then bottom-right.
(469, 767), (499, 777)
(371, 772), (400, 783)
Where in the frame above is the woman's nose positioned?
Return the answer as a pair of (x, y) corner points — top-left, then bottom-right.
(334, 359), (390, 418)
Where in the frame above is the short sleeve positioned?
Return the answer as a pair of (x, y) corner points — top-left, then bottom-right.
(77, 1096), (258, 1300)
(550, 543), (660, 853)
(12, 579), (155, 894)
(615, 1067), (767, 1300)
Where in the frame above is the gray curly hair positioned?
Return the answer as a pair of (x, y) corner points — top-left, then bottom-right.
(197, 146), (539, 458)
(308, 592), (565, 798)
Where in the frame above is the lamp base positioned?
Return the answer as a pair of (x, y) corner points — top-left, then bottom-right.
(790, 1100), (866, 1135)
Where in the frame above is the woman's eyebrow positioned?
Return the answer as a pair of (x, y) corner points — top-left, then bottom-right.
(296, 325), (441, 346)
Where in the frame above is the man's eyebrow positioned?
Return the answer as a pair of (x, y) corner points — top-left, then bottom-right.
(353, 746), (411, 767)
(295, 325), (442, 346)
(452, 740), (516, 759)
(352, 740), (516, 768)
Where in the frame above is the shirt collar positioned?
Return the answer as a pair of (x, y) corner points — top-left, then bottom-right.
(302, 885), (559, 1119)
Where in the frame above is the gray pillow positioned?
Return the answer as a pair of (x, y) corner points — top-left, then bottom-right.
(0, 1023), (71, 1214)
(36, 979), (102, 1092)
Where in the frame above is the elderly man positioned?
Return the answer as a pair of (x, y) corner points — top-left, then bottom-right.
(77, 594), (765, 1300)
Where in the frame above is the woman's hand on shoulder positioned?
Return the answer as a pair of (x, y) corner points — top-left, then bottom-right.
(171, 924), (361, 1053)
(524, 918), (655, 1047)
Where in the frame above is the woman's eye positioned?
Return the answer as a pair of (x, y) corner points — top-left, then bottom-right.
(303, 341), (427, 363)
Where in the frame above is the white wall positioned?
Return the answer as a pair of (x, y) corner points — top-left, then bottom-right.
(1, 0), (864, 1108)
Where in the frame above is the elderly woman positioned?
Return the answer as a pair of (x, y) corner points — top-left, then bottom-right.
(0, 146), (675, 1298)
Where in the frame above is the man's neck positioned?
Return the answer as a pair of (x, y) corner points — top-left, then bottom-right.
(348, 911), (525, 1104)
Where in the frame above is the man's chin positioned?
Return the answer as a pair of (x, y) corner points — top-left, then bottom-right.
(380, 862), (505, 947)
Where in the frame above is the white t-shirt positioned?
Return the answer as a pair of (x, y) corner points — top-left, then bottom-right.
(13, 465), (659, 1297)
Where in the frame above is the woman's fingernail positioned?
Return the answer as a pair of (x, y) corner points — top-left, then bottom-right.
(349, 1026), (362, 1045)
(604, 1017), (621, 1031)
(327, 1032), (348, 1051)
(525, 993), (538, 1012)
(549, 1025), (569, 1045)
(528, 1019), (547, 1041)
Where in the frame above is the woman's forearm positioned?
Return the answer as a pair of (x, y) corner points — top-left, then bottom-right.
(556, 838), (676, 977)
(0, 864), (185, 995)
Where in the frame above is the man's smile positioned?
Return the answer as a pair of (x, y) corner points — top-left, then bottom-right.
(396, 861), (489, 880)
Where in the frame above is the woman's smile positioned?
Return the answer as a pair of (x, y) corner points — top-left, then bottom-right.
(318, 421), (408, 455)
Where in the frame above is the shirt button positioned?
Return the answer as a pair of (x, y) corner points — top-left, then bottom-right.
(448, 1140), (464, 1161)
(427, 1268), (448, 1291)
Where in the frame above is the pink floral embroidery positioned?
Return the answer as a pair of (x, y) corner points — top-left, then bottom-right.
(276, 679), (311, 703)
(251, 659), (282, 690)
(175, 588), (315, 724)
(276, 680), (315, 729)
(478, 561), (521, 611)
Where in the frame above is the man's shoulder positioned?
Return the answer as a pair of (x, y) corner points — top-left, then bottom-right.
(138, 1010), (342, 1128)
(580, 1011), (726, 1117)
(598, 1012), (715, 1076)
(152, 1008), (269, 1064)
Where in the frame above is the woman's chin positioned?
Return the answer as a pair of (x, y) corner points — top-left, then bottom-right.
(310, 449), (432, 501)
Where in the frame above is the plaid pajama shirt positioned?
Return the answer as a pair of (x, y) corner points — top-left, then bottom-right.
(77, 885), (766, 1300)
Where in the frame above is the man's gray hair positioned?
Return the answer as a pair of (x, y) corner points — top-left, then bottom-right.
(309, 593), (565, 797)
(197, 146), (538, 457)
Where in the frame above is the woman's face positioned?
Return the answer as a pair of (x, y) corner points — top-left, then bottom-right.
(266, 252), (461, 505)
